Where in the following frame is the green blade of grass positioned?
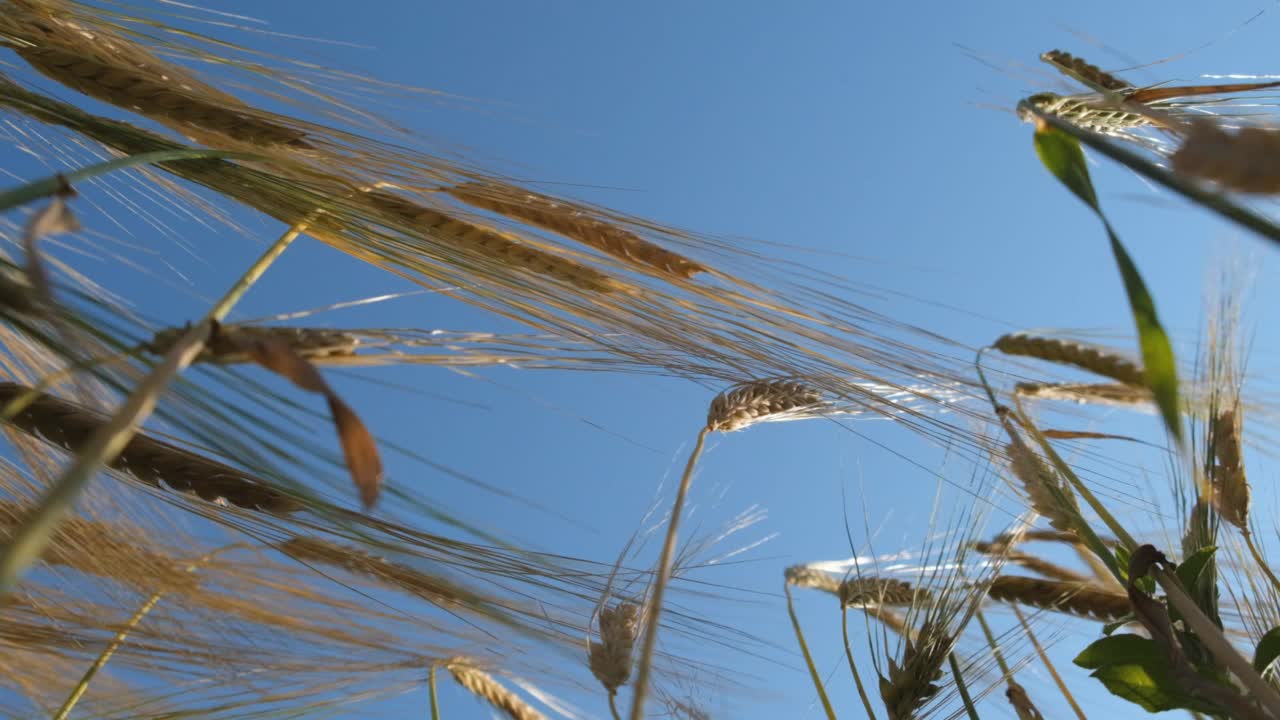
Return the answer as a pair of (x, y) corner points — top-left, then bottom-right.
(1031, 124), (1183, 446)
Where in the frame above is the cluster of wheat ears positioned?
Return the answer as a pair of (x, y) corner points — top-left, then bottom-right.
(5, 3), (1280, 718)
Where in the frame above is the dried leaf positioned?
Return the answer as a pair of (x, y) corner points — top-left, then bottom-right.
(1043, 429), (1141, 442)
(22, 190), (79, 305)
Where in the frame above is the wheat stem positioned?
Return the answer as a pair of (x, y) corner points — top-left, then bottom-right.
(1011, 605), (1087, 720)
(842, 607), (879, 720)
(628, 426), (708, 720)
(0, 222), (303, 593)
(948, 652), (981, 720)
(52, 588), (164, 720)
(608, 694), (622, 720)
(429, 665), (440, 720)
(785, 584), (838, 720)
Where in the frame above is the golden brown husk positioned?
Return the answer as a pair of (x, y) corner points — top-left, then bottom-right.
(839, 577), (922, 608)
(588, 602), (639, 693)
(987, 575), (1130, 621)
(1210, 406), (1250, 530)
(706, 378), (823, 432)
(445, 659), (548, 720)
(994, 334), (1145, 386)
(147, 325), (360, 364)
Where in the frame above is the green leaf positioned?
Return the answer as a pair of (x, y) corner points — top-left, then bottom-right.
(1254, 626), (1280, 675)
(1076, 635), (1222, 714)
(1031, 126), (1183, 446)
(1177, 546), (1217, 591)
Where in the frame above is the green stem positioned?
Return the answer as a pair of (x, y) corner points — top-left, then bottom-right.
(948, 652), (981, 720)
(785, 585), (838, 720)
(429, 665), (440, 720)
(53, 590), (164, 720)
(628, 426), (708, 720)
(0, 222), (306, 594)
(842, 607), (878, 720)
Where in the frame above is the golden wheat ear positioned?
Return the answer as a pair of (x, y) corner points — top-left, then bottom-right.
(987, 575), (1130, 621)
(443, 659), (548, 720)
(589, 601), (639, 695)
(994, 333), (1145, 386)
(706, 378), (825, 432)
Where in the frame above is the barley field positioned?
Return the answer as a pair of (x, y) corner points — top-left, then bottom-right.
(5, 2), (1280, 719)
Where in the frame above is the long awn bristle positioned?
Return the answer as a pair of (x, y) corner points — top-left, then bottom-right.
(588, 601), (639, 694)
(987, 575), (1130, 621)
(444, 658), (548, 720)
(994, 334), (1145, 386)
(0, 382), (300, 512)
(706, 378), (824, 432)
(446, 182), (706, 279)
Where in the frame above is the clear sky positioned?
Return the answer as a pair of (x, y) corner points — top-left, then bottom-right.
(8, 1), (1280, 718)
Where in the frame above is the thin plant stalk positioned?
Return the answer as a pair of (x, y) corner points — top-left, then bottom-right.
(785, 584), (838, 720)
(1010, 605), (1087, 720)
(948, 652), (981, 720)
(608, 694), (622, 720)
(429, 665), (440, 720)
(52, 589), (164, 720)
(974, 611), (1012, 678)
(0, 222), (307, 593)
(1243, 532), (1280, 596)
(842, 607), (878, 720)
(628, 426), (708, 720)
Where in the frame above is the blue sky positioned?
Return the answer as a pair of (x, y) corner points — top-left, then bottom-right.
(8, 1), (1280, 718)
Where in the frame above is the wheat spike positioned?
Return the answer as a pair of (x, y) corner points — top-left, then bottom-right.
(995, 334), (1145, 386)
(445, 658), (547, 720)
(589, 602), (639, 694)
(1005, 440), (1080, 533)
(1041, 50), (1131, 92)
(1024, 92), (1154, 136)
(1172, 120), (1280, 194)
(1005, 680), (1046, 720)
(878, 622), (952, 720)
(361, 189), (620, 293)
(147, 325), (360, 364)
(839, 577), (922, 608)
(3, 3), (309, 148)
(987, 575), (1129, 621)
(1210, 407), (1250, 530)
(1015, 381), (1152, 406)
(0, 383), (300, 512)
(278, 537), (475, 608)
(446, 182), (706, 278)
(973, 541), (1090, 583)
(706, 378), (823, 432)
(784, 564), (841, 595)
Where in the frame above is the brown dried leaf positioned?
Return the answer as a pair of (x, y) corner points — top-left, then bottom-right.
(22, 192), (79, 304)
(234, 333), (383, 508)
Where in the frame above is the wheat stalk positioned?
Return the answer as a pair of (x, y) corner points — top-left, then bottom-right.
(0, 382), (301, 513)
(446, 182), (706, 278)
(444, 658), (547, 720)
(147, 325), (361, 364)
(995, 334), (1145, 386)
(2, 1), (309, 148)
(705, 378), (824, 432)
(589, 602), (639, 695)
(839, 577), (923, 608)
(987, 575), (1129, 621)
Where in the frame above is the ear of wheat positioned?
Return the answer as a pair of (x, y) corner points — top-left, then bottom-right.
(147, 325), (360, 364)
(839, 577), (923, 608)
(878, 622), (952, 720)
(1210, 406), (1250, 530)
(994, 334), (1145, 386)
(784, 564), (841, 595)
(987, 575), (1129, 621)
(706, 378), (824, 432)
(973, 541), (1090, 583)
(0, 383), (300, 512)
(1022, 93), (1154, 137)
(1004, 440), (1081, 534)
(1041, 49), (1131, 92)
(444, 658), (548, 720)
(446, 182), (706, 279)
(589, 601), (639, 694)
(1015, 381), (1152, 406)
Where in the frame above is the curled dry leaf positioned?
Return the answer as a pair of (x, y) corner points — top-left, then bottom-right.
(224, 329), (383, 508)
(22, 186), (79, 306)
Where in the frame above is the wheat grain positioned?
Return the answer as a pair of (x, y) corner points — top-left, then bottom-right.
(444, 658), (547, 720)
(1014, 381), (1151, 406)
(706, 378), (824, 432)
(447, 182), (705, 278)
(987, 575), (1129, 621)
(784, 564), (841, 595)
(1210, 406), (1250, 530)
(839, 577), (922, 608)
(589, 602), (638, 694)
(1172, 120), (1280, 194)
(994, 334), (1145, 386)
(1041, 50), (1131, 92)
(4, 4), (308, 148)
(0, 383), (300, 513)
(362, 189), (620, 293)
(147, 325), (360, 364)
(878, 622), (952, 720)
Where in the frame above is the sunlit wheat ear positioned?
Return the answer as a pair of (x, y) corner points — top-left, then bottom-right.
(784, 564), (841, 595)
(589, 602), (639, 695)
(1015, 381), (1152, 407)
(444, 659), (548, 720)
(987, 576), (1129, 621)
(1040, 49), (1131, 92)
(839, 577), (923, 608)
(973, 540), (1090, 583)
(1022, 92), (1153, 137)
(445, 182), (706, 279)
(2, 2), (309, 148)
(877, 622), (953, 720)
(1210, 406), (1250, 530)
(1005, 680), (1046, 720)
(994, 334), (1145, 386)
(0, 500), (197, 593)
(0, 382), (300, 512)
(360, 188), (621, 293)
(705, 378), (825, 432)
(1172, 120), (1280, 194)
(1004, 440), (1081, 534)
(147, 325), (361, 364)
